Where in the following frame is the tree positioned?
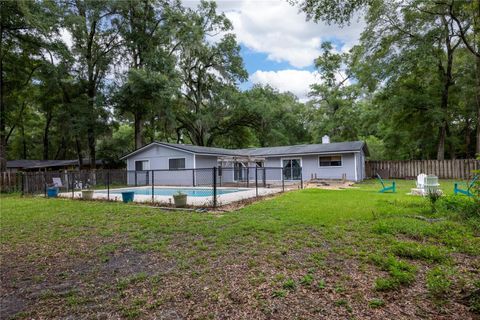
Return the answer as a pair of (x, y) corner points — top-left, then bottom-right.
(295, 0), (478, 160)
(290, 0), (369, 26)
(359, 0), (465, 159)
(447, 0), (480, 155)
(62, 0), (122, 169)
(242, 85), (311, 147)
(308, 42), (361, 142)
(114, 0), (180, 149)
(0, 0), (59, 169)
(175, 1), (249, 146)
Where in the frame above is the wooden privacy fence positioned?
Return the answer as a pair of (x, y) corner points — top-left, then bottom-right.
(0, 169), (128, 193)
(366, 159), (480, 179)
(0, 172), (22, 192)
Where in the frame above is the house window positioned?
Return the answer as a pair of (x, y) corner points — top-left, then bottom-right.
(319, 156), (342, 167)
(169, 158), (185, 170)
(256, 161), (264, 167)
(135, 160), (149, 171)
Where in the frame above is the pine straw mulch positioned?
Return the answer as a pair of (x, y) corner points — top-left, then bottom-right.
(1, 229), (479, 320)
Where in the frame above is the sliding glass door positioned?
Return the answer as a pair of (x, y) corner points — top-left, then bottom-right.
(282, 159), (301, 180)
(234, 162), (245, 181)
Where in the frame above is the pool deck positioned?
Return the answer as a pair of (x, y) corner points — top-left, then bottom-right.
(58, 186), (283, 206)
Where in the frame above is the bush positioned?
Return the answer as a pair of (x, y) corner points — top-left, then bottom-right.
(438, 195), (480, 220)
(426, 190), (442, 213)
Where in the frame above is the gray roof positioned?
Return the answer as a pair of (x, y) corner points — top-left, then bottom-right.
(122, 140), (368, 159)
(237, 141), (368, 156)
(159, 142), (240, 156)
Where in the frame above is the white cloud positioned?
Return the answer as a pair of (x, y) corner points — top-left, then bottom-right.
(250, 69), (319, 101)
(183, 0), (364, 68)
(224, 0), (364, 68)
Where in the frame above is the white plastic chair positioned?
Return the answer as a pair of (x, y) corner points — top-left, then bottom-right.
(425, 175), (440, 194)
(52, 177), (63, 188)
(416, 173), (427, 189)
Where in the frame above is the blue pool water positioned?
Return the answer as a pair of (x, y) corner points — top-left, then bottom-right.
(98, 187), (242, 197)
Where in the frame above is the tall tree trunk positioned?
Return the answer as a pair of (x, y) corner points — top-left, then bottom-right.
(43, 112), (52, 160)
(465, 118), (472, 158)
(437, 74), (450, 160)
(87, 81), (96, 169)
(149, 115), (155, 143)
(54, 136), (65, 160)
(437, 124), (447, 160)
(87, 126), (95, 169)
(475, 0), (480, 156)
(75, 136), (83, 170)
(0, 24), (6, 171)
(21, 120), (26, 159)
(134, 112), (144, 148)
(476, 53), (480, 156)
(437, 17), (456, 160)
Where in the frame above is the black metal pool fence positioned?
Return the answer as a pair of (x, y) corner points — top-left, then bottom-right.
(10, 167), (303, 208)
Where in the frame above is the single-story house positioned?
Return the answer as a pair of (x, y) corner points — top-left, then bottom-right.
(120, 136), (369, 185)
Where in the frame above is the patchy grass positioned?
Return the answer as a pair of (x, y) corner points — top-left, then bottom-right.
(370, 254), (417, 291)
(426, 266), (454, 298)
(1, 179), (479, 319)
(368, 298), (385, 309)
(391, 241), (449, 263)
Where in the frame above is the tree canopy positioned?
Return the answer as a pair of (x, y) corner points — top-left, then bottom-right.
(1, 0), (479, 170)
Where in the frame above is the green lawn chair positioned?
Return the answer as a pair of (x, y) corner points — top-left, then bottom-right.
(454, 175), (478, 197)
(376, 173), (396, 193)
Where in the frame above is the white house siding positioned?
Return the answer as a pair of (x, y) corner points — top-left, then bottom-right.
(195, 155), (218, 168)
(301, 153), (358, 181)
(259, 153), (360, 182)
(124, 144), (365, 185)
(194, 155), (218, 186)
(126, 144), (194, 185)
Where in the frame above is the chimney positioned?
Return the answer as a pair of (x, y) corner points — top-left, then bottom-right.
(322, 135), (330, 144)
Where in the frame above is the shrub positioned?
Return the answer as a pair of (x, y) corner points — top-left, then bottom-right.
(426, 190), (442, 213)
(438, 195), (480, 222)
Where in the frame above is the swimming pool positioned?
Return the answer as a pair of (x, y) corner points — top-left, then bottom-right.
(98, 187), (242, 197)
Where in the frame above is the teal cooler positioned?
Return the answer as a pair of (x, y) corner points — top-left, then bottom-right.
(47, 187), (58, 198)
(121, 191), (135, 203)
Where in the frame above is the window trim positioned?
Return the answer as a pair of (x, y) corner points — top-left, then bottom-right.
(168, 157), (186, 170)
(318, 155), (343, 168)
(134, 159), (150, 171)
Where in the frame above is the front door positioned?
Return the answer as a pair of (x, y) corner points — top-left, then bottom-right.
(282, 159), (301, 180)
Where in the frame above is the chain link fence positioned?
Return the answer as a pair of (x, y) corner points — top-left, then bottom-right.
(6, 167), (303, 208)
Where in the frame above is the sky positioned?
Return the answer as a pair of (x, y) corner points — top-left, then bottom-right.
(60, 0), (365, 102)
(183, 0), (365, 101)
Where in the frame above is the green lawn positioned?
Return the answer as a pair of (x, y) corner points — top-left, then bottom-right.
(1, 179), (479, 319)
